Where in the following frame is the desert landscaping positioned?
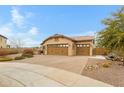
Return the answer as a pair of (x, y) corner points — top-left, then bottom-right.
(82, 57), (124, 87)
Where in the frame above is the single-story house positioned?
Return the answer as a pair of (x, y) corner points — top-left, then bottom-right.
(0, 34), (7, 48)
(41, 34), (95, 56)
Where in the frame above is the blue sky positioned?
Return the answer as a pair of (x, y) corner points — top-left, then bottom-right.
(0, 5), (122, 47)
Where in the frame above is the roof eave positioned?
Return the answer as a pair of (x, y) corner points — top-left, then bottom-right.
(75, 39), (94, 41)
(0, 35), (7, 39)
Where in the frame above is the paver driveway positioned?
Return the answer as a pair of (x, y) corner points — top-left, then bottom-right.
(15, 55), (88, 74)
(0, 63), (112, 87)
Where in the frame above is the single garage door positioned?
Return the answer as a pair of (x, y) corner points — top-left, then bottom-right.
(47, 44), (68, 55)
(76, 44), (90, 56)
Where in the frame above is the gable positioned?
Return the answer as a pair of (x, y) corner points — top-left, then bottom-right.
(42, 36), (74, 45)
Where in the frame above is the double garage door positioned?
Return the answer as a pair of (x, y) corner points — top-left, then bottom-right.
(76, 44), (90, 56)
(47, 44), (68, 55)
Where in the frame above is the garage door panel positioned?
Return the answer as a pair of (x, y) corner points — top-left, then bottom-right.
(76, 44), (90, 56)
(47, 44), (68, 55)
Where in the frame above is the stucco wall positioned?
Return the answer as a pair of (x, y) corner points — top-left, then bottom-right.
(0, 36), (7, 48)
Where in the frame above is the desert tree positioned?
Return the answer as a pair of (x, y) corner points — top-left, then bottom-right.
(97, 6), (124, 65)
(9, 38), (25, 48)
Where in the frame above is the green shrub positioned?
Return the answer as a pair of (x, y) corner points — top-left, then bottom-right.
(0, 57), (13, 62)
(14, 56), (25, 60)
(22, 53), (33, 58)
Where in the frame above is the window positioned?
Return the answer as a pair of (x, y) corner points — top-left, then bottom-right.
(83, 45), (86, 47)
(80, 45), (82, 47)
(77, 45), (80, 47)
(63, 45), (66, 47)
(60, 45), (63, 47)
(65, 45), (68, 47)
(87, 45), (90, 47)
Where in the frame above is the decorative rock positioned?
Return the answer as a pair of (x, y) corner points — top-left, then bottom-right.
(85, 64), (99, 71)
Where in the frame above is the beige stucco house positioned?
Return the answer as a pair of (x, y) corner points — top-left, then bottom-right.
(0, 34), (7, 48)
(41, 34), (95, 56)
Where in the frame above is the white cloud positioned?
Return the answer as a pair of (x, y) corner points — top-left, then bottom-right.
(0, 6), (41, 47)
(28, 27), (39, 35)
(85, 31), (96, 36)
(0, 24), (41, 47)
(11, 7), (25, 27)
(0, 23), (13, 37)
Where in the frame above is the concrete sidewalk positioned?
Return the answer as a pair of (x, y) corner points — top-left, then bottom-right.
(0, 63), (112, 87)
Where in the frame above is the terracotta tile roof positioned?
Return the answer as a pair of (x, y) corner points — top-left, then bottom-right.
(0, 34), (7, 39)
(70, 36), (95, 41)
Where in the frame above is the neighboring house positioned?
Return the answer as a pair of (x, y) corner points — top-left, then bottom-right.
(0, 34), (7, 48)
(41, 34), (95, 56)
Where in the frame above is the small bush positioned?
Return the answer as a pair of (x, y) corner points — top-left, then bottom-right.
(107, 61), (112, 65)
(14, 56), (25, 60)
(103, 64), (109, 68)
(102, 62), (111, 68)
(22, 53), (33, 58)
(23, 49), (34, 55)
(0, 57), (13, 62)
(22, 49), (34, 58)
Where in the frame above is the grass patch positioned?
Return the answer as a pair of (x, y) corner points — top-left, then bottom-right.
(0, 57), (13, 62)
